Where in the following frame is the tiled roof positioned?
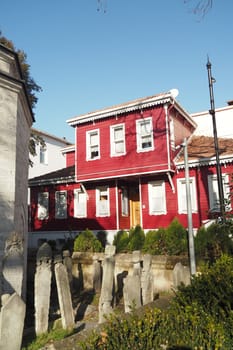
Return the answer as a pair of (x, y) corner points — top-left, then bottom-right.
(176, 136), (233, 167)
(29, 165), (75, 186)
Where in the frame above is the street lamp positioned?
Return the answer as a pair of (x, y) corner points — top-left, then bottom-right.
(206, 58), (225, 221)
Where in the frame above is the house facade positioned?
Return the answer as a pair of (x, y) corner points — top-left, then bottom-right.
(28, 92), (233, 247)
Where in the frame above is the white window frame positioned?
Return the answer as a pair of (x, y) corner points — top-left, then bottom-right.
(40, 145), (48, 165)
(148, 181), (167, 215)
(136, 117), (154, 152)
(37, 192), (49, 220)
(55, 190), (67, 219)
(110, 123), (126, 157)
(96, 186), (110, 217)
(121, 187), (129, 216)
(86, 129), (100, 160)
(177, 177), (197, 214)
(74, 189), (87, 218)
(208, 174), (231, 212)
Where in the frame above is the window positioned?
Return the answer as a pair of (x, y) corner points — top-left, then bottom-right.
(96, 186), (109, 217)
(110, 124), (126, 156)
(40, 146), (47, 164)
(74, 189), (87, 218)
(86, 129), (100, 160)
(148, 181), (166, 215)
(136, 117), (154, 152)
(121, 187), (129, 216)
(55, 191), (67, 219)
(37, 192), (49, 220)
(177, 177), (197, 214)
(208, 174), (230, 212)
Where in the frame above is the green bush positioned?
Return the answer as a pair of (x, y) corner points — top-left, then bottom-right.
(142, 228), (167, 255)
(165, 218), (188, 256)
(73, 229), (103, 252)
(195, 222), (233, 263)
(112, 229), (129, 253)
(127, 225), (145, 252)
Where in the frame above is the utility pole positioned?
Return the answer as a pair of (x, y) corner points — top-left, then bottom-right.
(183, 138), (196, 275)
(206, 58), (225, 221)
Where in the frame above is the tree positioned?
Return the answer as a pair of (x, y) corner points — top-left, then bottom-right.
(0, 32), (44, 165)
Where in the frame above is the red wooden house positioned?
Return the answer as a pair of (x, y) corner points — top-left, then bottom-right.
(29, 91), (233, 247)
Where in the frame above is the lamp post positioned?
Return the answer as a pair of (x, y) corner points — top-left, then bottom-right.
(206, 58), (225, 221)
(183, 138), (196, 275)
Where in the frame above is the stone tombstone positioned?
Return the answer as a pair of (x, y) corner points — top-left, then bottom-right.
(132, 250), (141, 277)
(63, 250), (73, 289)
(34, 242), (52, 335)
(2, 232), (24, 297)
(54, 261), (75, 330)
(99, 245), (116, 323)
(173, 262), (191, 290)
(93, 254), (102, 293)
(123, 274), (141, 313)
(0, 292), (26, 350)
(141, 254), (154, 305)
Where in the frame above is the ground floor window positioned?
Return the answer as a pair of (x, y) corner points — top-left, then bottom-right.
(74, 189), (87, 218)
(177, 177), (197, 214)
(55, 191), (67, 219)
(37, 192), (49, 220)
(208, 174), (230, 212)
(121, 187), (129, 216)
(148, 181), (166, 215)
(96, 186), (109, 217)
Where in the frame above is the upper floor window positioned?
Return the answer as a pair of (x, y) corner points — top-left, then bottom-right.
(37, 192), (49, 220)
(148, 181), (166, 215)
(96, 186), (110, 217)
(208, 174), (231, 212)
(55, 190), (67, 219)
(86, 129), (100, 160)
(74, 189), (87, 218)
(136, 117), (154, 152)
(110, 124), (126, 156)
(177, 177), (197, 214)
(40, 146), (48, 164)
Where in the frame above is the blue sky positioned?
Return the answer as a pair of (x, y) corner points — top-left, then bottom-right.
(1, 0), (232, 143)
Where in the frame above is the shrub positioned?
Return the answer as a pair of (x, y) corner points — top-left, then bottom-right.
(73, 229), (103, 252)
(112, 230), (129, 253)
(127, 225), (145, 252)
(165, 218), (188, 255)
(195, 222), (233, 263)
(142, 228), (167, 255)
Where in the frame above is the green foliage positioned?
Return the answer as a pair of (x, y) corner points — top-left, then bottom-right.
(164, 218), (188, 255)
(22, 328), (73, 350)
(127, 225), (145, 252)
(73, 229), (103, 252)
(195, 222), (233, 263)
(142, 228), (167, 255)
(112, 229), (129, 253)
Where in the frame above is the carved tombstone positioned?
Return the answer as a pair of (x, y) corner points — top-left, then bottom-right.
(141, 254), (154, 305)
(173, 262), (191, 290)
(0, 293), (26, 350)
(54, 259), (75, 330)
(99, 245), (116, 323)
(34, 243), (52, 335)
(2, 232), (24, 297)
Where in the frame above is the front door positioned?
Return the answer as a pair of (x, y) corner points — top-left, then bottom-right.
(129, 186), (141, 227)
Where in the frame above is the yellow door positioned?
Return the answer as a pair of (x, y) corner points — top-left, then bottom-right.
(130, 187), (141, 227)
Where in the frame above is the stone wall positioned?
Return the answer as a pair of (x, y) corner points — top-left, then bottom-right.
(72, 252), (189, 293)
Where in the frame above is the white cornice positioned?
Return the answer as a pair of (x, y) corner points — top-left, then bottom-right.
(176, 154), (233, 169)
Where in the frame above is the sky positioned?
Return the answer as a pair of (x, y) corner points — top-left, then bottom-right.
(1, 0), (233, 143)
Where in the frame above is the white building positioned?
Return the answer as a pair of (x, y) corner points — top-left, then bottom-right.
(192, 101), (233, 139)
(29, 128), (73, 179)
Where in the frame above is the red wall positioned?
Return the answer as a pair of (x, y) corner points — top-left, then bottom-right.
(66, 151), (75, 167)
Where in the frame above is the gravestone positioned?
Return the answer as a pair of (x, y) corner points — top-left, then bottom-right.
(132, 250), (141, 277)
(63, 250), (73, 290)
(54, 260), (75, 330)
(173, 262), (190, 290)
(99, 245), (116, 323)
(141, 254), (154, 305)
(34, 243), (52, 335)
(93, 254), (102, 293)
(123, 274), (141, 313)
(0, 292), (26, 350)
(2, 232), (23, 296)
